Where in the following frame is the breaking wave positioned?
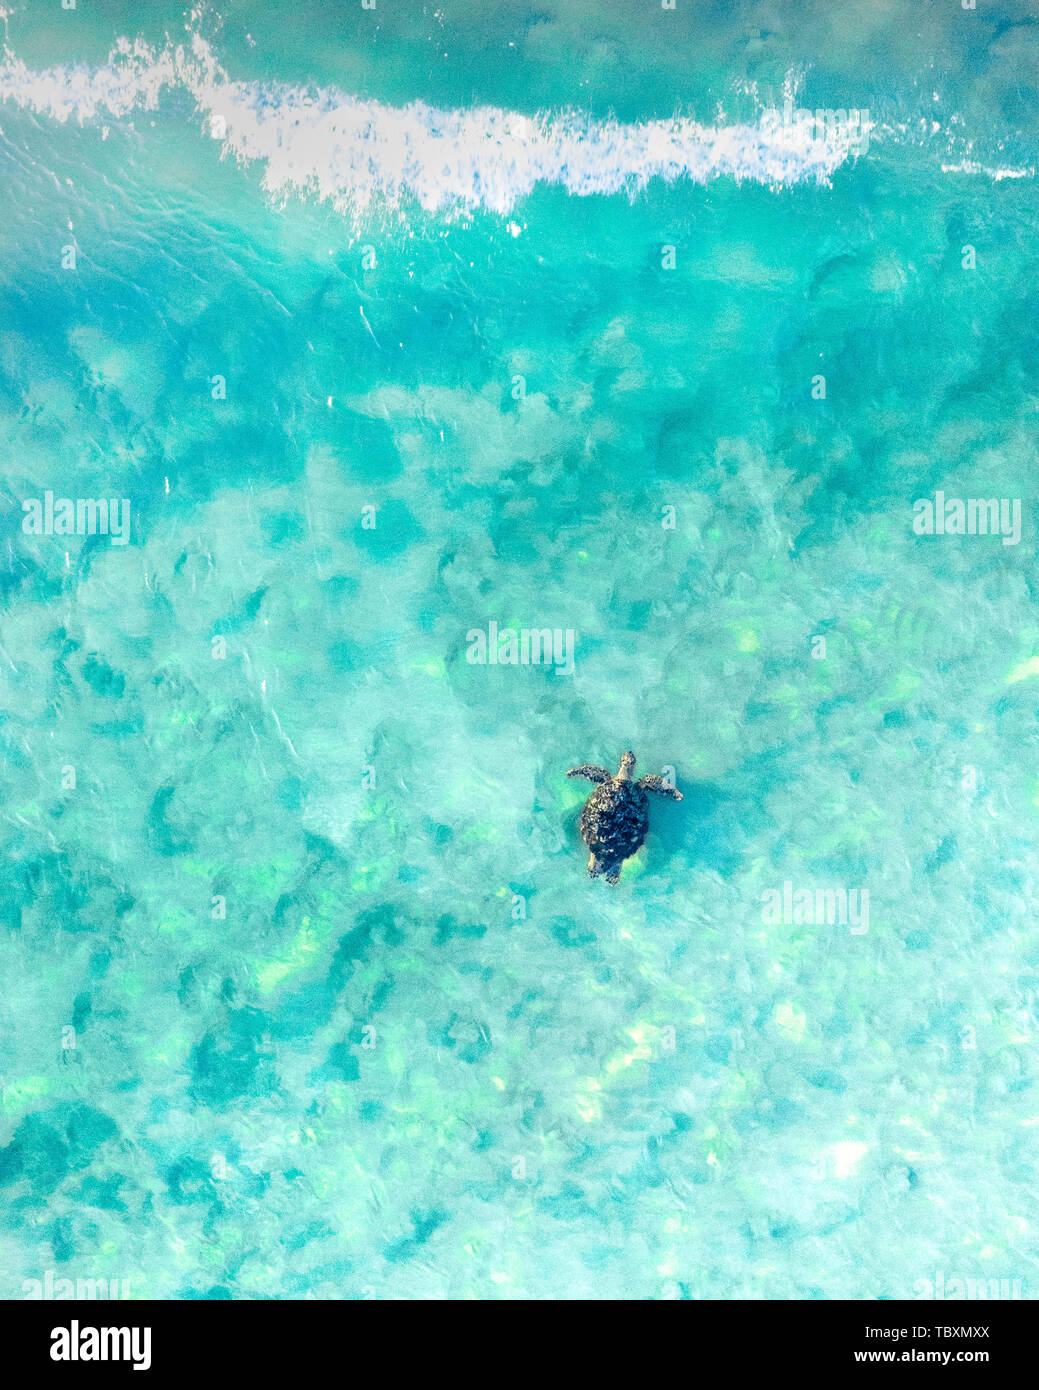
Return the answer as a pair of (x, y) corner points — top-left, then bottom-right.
(0, 30), (872, 216)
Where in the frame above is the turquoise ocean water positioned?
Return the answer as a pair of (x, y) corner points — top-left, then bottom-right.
(1, 0), (1038, 1300)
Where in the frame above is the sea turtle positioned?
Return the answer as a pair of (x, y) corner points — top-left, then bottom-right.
(566, 751), (682, 883)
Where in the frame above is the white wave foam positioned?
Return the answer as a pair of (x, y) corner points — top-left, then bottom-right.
(0, 39), (180, 124)
(941, 159), (1034, 181)
(0, 32), (868, 215)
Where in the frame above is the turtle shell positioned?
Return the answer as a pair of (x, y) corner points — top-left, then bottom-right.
(578, 779), (649, 865)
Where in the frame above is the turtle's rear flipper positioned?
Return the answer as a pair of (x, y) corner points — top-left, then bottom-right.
(587, 854), (604, 878)
(569, 765), (611, 783)
(638, 775), (683, 800)
(604, 865), (621, 885)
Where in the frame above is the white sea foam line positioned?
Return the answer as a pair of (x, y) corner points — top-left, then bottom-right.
(941, 159), (1035, 181)
(0, 33), (870, 214)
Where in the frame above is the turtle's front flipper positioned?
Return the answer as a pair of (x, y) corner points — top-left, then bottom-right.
(604, 865), (621, 885)
(638, 775), (683, 800)
(567, 765), (611, 783)
(587, 854), (604, 878)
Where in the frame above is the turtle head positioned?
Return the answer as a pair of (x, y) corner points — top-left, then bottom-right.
(617, 751), (636, 781)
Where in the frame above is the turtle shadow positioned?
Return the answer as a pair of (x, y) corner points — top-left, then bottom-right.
(649, 780), (747, 878)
